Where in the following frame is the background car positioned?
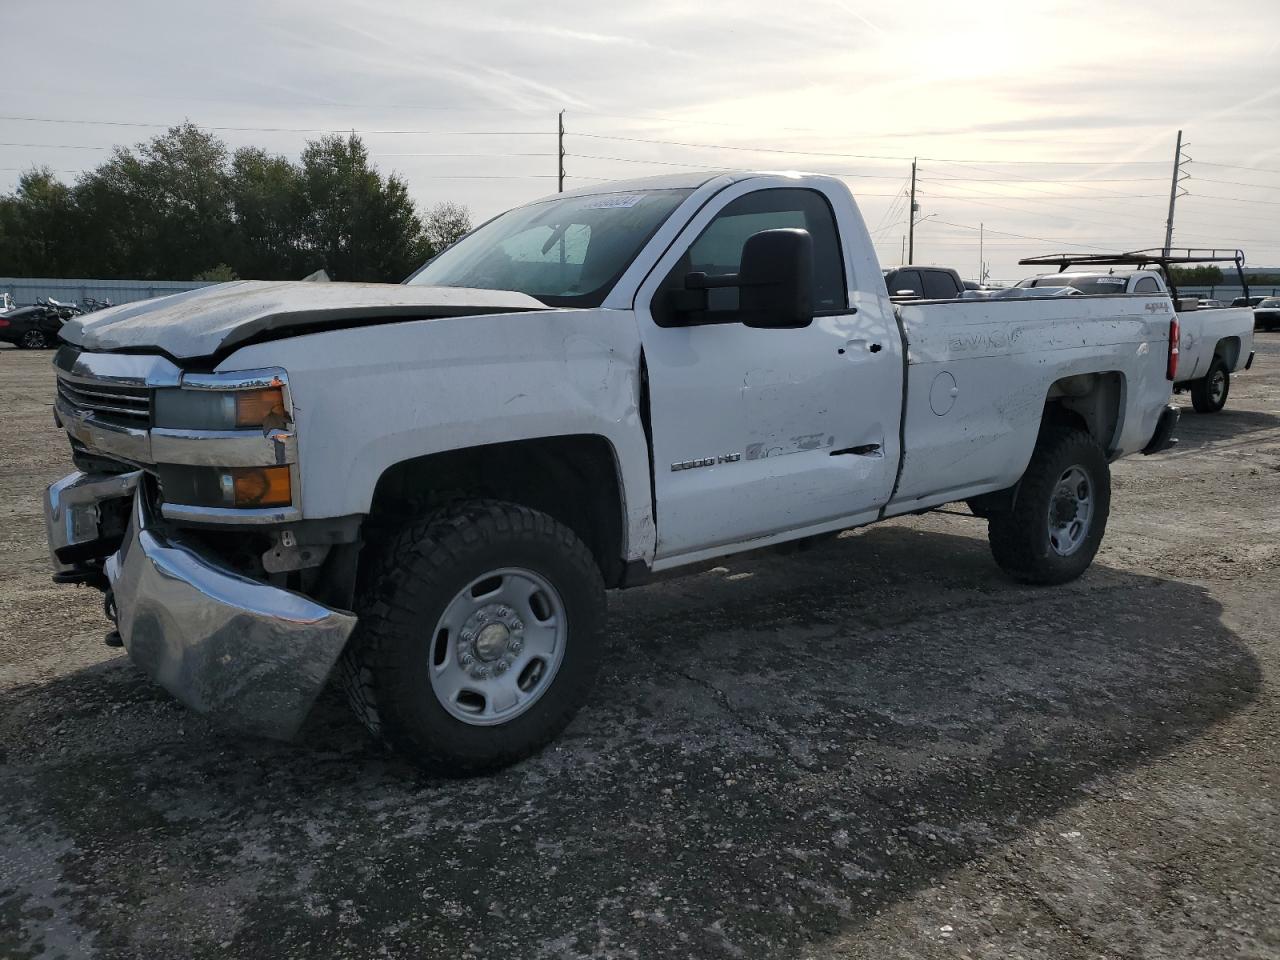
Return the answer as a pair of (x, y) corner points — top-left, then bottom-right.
(882, 266), (965, 301)
(0, 299), (75, 350)
(1254, 297), (1280, 331)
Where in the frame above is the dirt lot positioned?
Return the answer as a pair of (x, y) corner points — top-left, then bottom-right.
(2, 337), (1278, 960)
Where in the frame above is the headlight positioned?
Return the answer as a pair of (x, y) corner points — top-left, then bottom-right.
(154, 384), (287, 430)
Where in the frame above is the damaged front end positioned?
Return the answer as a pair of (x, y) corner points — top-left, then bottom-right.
(44, 346), (360, 739)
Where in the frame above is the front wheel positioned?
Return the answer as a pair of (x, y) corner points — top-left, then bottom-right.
(341, 500), (606, 775)
(987, 425), (1111, 585)
(1190, 359), (1229, 413)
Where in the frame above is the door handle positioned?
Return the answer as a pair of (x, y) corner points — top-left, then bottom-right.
(841, 340), (884, 356)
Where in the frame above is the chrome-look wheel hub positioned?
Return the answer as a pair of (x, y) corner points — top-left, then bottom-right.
(1047, 464), (1094, 557)
(430, 568), (566, 725)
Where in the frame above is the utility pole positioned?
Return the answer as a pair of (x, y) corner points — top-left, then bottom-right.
(907, 158), (918, 264)
(1163, 129), (1185, 256)
(557, 110), (566, 193)
(979, 221), (984, 282)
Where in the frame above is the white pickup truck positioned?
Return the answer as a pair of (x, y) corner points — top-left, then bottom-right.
(1017, 251), (1256, 413)
(45, 171), (1181, 773)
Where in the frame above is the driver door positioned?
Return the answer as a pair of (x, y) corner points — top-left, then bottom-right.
(635, 181), (902, 561)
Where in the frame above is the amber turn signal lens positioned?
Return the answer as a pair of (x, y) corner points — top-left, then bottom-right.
(235, 386), (286, 427)
(230, 466), (292, 508)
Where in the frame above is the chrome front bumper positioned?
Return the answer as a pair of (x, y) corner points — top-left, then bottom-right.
(44, 470), (140, 571)
(45, 473), (357, 740)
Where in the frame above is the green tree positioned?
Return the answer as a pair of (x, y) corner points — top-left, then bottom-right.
(193, 263), (238, 281)
(0, 125), (440, 283)
(228, 147), (306, 279)
(298, 134), (428, 281)
(1169, 265), (1224, 285)
(74, 122), (235, 279)
(423, 201), (473, 254)
(0, 168), (78, 276)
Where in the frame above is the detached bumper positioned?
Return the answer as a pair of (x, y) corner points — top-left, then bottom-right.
(103, 489), (357, 739)
(1142, 404), (1180, 455)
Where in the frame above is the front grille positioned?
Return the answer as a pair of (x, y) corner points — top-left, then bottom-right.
(56, 376), (152, 426)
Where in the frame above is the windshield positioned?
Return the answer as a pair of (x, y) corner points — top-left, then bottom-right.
(1260, 298), (1280, 308)
(407, 188), (693, 307)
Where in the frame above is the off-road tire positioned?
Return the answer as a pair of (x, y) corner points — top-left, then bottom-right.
(1190, 358), (1229, 413)
(340, 500), (606, 775)
(987, 425), (1110, 585)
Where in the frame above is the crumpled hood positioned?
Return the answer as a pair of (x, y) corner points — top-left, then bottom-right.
(60, 280), (550, 360)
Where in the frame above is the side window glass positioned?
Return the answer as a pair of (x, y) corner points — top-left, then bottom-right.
(1133, 277), (1160, 294)
(921, 270), (959, 299)
(890, 269), (923, 297)
(657, 188), (846, 324)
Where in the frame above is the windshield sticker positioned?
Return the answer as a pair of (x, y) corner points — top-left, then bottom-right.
(1095, 277), (1126, 284)
(583, 194), (644, 209)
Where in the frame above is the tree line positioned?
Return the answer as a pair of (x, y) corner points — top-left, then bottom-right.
(0, 123), (472, 283)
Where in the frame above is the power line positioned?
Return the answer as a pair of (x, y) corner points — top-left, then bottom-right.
(925, 172), (1166, 184)
(1183, 192), (1280, 207)
(1192, 159), (1280, 176)
(1189, 175), (1280, 191)
(567, 151), (911, 179)
(918, 186), (1164, 200)
(0, 115), (550, 136)
(571, 132), (912, 161)
(925, 217), (1113, 250)
(0, 142), (111, 150)
(370, 151), (556, 158)
(916, 179), (1160, 233)
(922, 156), (1165, 166)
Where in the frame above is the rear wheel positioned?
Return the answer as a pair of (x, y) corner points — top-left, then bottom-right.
(1190, 358), (1229, 413)
(341, 499), (606, 775)
(19, 329), (49, 349)
(987, 425), (1110, 585)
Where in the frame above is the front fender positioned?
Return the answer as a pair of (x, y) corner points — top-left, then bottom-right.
(218, 309), (656, 561)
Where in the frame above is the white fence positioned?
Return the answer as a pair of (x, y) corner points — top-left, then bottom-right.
(0, 276), (218, 307)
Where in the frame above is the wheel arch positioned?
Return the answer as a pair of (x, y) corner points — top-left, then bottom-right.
(366, 434), (629, 587)
(1215, 336), (1241, 371)
(1043, 370), (1127, 455)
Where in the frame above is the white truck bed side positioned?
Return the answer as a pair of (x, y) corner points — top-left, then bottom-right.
(888, 295), (1173, 513)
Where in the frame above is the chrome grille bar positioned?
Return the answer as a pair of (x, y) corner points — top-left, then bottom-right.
(56, 377), (152, 422)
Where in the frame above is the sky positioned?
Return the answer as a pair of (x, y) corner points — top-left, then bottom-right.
(2, 0), (1279, 281)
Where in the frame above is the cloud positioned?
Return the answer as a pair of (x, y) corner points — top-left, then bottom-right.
(1, 0), (1277, 277)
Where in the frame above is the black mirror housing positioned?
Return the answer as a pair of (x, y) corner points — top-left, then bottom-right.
(659, 227), (814, 328)
(738, 228), (813, 328)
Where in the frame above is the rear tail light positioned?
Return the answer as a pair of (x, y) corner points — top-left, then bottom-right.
(0, 318), (9, 328)
(1166, 317), (1180, 381)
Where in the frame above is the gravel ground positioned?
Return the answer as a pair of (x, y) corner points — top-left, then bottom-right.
(2, 337), (1278, 959)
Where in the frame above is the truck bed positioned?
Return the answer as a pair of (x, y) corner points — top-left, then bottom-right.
(887, 293), (1173, 514)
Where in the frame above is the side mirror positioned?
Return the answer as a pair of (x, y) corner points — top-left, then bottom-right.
(665, 228), (814, 328)
(737, 228), (813, 328)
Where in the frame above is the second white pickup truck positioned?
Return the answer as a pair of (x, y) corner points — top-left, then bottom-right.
(1018, 250), (1256, 413)
(45, 171), (1181, 773)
